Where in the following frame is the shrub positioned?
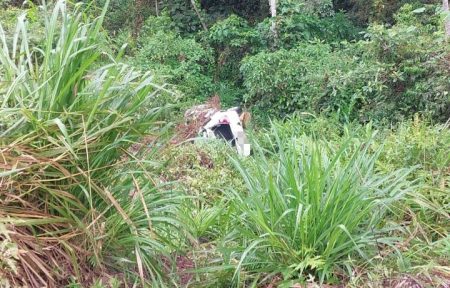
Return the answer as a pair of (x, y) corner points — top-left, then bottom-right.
(288, 0), (335, 17)
(224, 130), (414, 284)
(242, 4), (450, 123)
(201, 14), (261, 105)
(333, 0), (430, 26)
(207, 14), (260, 50)
(0, 0), (8, 7)
(256, 1), (358, 49)
(92, 0), (135, 32)
(206, 15), (260, 83)
(134, 15), (214, 101)
(361, 4), (450, 122)
(276, 14), (357, 49)
(210, 81), (246, 107)
(240, 43), (378, 119)
(201, 0), (269, 23)
(84, 0), (155, 33)
(159, 141), (245, 246)
(161, 0), (205, 34)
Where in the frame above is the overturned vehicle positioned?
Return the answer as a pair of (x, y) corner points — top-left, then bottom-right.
(182, 99), (251, 156)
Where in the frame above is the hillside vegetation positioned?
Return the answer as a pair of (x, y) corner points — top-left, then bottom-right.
(0, 0), (449, 287)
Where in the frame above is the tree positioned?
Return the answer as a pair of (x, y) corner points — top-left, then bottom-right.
(191, 0), (208, 31)
(134, 0), (145, 36)
(444, 0), (450, 38)
(269, 0), (277, 40)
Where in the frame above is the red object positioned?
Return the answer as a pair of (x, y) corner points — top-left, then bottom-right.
(219, 118), (229, 124)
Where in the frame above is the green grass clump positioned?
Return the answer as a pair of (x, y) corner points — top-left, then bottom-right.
(0, 1), (181, 286)
(224, 131), (415, 285)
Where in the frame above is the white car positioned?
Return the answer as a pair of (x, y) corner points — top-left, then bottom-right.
(200, 107), (251, 157)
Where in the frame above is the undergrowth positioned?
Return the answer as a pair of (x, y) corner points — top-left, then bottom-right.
(1, 1), (449, 287)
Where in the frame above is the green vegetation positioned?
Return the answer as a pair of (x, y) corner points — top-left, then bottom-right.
(226, 133), (414, 284)
(242, 4), (449, 123)
(0, 2), (179, 286)
(1, 0), (449, 287)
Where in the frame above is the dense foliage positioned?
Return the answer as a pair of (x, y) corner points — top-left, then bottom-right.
(134, 14), (214, 100)
(242, 5), (449, 123)
(1, 0), (449, 287)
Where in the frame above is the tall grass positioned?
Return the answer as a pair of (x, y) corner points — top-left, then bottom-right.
(226, 132), (415, 284)
(0, 1), (180, 286)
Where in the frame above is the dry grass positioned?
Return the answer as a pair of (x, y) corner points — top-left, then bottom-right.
(0, 144), (89, 286)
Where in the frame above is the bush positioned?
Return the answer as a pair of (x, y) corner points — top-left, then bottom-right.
(242, 4), (450, 123)
(291, 0), (335, 17)
(92, 0), (135, 32)
(198, 14), (261, 105)
(161, 0), (205, 34)
(333, 0), (430, 26)
(84, 0), (155, 33)
(224, 130), (414, 284)
(160, 141), (245, 202)
(206, 14), (261, 83)
(0, 0), (9, 7)
(361, 4), (450, 122)
(207, 14), (260, 50)
(134, 15), (214, 101)
(276, 14), (358, 49)
(241, 43), (377, 119)
(255, 1), (358, 49)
